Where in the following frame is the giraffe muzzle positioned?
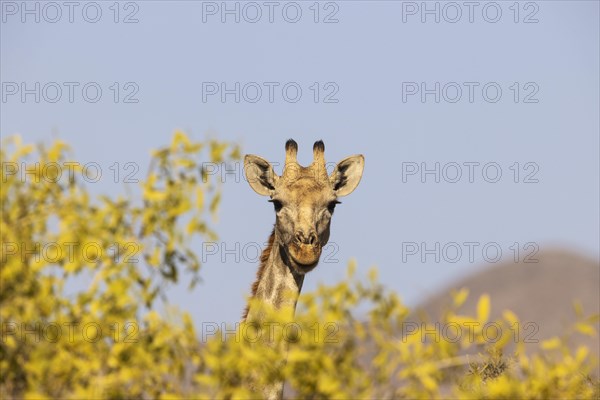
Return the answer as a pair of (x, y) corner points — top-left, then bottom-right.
(288, 241), (321, 272)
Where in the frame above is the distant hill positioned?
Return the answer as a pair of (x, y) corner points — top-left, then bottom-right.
(413, 249), (600, 358)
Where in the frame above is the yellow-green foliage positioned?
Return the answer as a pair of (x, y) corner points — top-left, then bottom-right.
(1, 136), (598, 399)
(1, 133), (237, 398)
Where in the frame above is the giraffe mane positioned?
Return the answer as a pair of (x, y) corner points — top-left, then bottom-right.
(241, 227), (276, 321)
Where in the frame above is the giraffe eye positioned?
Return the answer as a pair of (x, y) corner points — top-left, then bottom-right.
(327, 200), (341, 213)
(268, 199), (283, 212)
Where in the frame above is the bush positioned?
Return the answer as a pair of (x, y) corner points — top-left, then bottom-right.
(1, 136), (597, 399)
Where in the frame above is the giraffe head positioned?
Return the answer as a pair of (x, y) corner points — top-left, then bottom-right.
(244, 139), (364, 275)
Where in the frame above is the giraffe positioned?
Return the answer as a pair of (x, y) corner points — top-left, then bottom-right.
(242, 139), (364, 399)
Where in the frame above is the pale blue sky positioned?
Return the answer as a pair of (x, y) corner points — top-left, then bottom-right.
(2, 1), (599, 325)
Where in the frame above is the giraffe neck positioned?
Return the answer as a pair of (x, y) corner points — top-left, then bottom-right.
(243, 228), (305, 322)
(242, 229), (307, 400)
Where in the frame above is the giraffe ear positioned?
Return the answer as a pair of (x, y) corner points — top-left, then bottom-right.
(330, 155), (364, 197)
(244, 155), (277, 196)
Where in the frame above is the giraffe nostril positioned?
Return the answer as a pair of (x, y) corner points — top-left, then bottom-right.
(295, 230), (317, 245)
